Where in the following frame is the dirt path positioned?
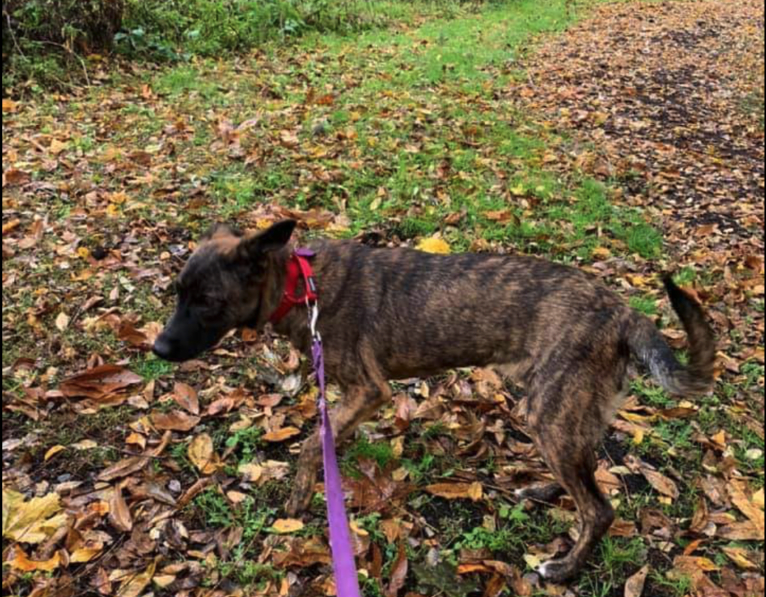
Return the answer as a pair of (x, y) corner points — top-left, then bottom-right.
(519, 0), (764, 242)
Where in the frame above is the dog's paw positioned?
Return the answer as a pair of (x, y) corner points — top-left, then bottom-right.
(515, 483), (565, 504)
(537, 559), (577, 584)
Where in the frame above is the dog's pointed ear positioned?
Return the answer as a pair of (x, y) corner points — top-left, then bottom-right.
(235, 220), (297, 261)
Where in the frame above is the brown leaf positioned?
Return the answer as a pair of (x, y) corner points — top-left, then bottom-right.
(280, 130), (300, 148)
(108, 484), (133, 533)
(172, 382), (199, 415)
(151, 410), (201, 431)
(717, 520), (764, 541)
(4, 168), (31, 186)
(483, 574), (506, 597)
(624, 565), (650, 597)
(386, 542), (408, 597)
(97, 456), (149, 482)
(727, 480), (765, 533)
(60, 364), (143, 400)
(640, 467), (679, 499)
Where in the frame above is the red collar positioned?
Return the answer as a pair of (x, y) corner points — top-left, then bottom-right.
(269, 249), (318, 324)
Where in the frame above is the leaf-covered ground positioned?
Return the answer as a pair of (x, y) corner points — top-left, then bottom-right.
(2, 1), (764, 596)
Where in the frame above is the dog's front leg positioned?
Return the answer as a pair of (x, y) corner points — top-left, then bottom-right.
(286, 381), (391, 516)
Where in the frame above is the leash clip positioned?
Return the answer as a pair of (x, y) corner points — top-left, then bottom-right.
(308, 299), (321, 342)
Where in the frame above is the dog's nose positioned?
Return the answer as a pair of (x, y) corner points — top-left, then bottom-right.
(152, 335), (173, 360)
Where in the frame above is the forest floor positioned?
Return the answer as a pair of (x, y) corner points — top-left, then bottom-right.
(2, 1), (764, 596)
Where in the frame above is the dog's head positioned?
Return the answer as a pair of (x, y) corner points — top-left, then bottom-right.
(152, 220), (297, 362)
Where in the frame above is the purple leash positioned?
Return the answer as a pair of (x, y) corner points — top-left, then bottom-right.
(300, 250), (362, 597)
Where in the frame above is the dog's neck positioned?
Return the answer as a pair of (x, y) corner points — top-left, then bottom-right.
(257, 245), (314, 349)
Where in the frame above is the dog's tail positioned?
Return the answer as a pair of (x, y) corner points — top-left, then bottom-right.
(628, 276), (716, 396)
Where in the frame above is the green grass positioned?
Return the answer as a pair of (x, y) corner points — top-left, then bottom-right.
(630, 294), (658, 316)
(343, 436), (397, 472)
(133, 354), (175, 380)
(578, 537), (647, 596)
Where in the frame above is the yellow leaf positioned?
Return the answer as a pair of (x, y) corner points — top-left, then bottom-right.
(722, 547), (758, 570)
(71, 439), (98, 450)
(467, 482), (483, 502)
(226, 491), (248, 505)
(2, 489), (69, 544)
(510, 184), (526, 196)
(49, 139), (68, 155)
(125, 432), (147, 449)
(753, 488), (764, 510)
(71, 546), (103, 563)
(263, 427), (301, 442)
(712, 429), (726, 447)
(153, 575), (177, 589)
(188, 433), (218, 475)
(523, 554), (543, 569)
(272, 518), (305, 534)
(426, 482), (483, 502)
(44, 445), (66, 461)
(592, 246), (612, 260)
(77, 246), (91, 260)
(238, 463), (263, 483)
(633, 428), (645, 445)
(416, 237), (451, 255)
(119, 559), (157, 597)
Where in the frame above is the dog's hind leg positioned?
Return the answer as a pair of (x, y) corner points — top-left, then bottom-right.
(286, 379), (392, 516)
(526, 391), (615, 583)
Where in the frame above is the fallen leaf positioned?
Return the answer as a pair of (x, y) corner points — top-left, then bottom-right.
(2, 489), (68, 544)
(55, 312), (70, 331)
(272, 518), (305, 534)
(238, 463), (263, 483)
(60, 364), (143, 400)
(97, 456), (149, 482)
(188, 433), (218, 474)
(728, 480), (765, 534)
(49, 139), (68, 155)
(44, 445), (66, 461)
(151, 410), (201, 432)
(624, 565), (650, 597)
(263, 427), (301, 442)
(172, 382), (199, 415)
(640, 467), (679, 499)
(2, 98), (18, 113)
(108, 484), (133, 533)
(722, 546), (759, 570)
(417, 237), (451, 254)
(8, 546), (61, 572)
(425, 482), (483, 502)
(119, 558), (157, 597)
(386, 542), (408, 597)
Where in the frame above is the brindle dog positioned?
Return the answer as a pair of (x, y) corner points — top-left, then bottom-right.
(153, 220), (715, 582)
